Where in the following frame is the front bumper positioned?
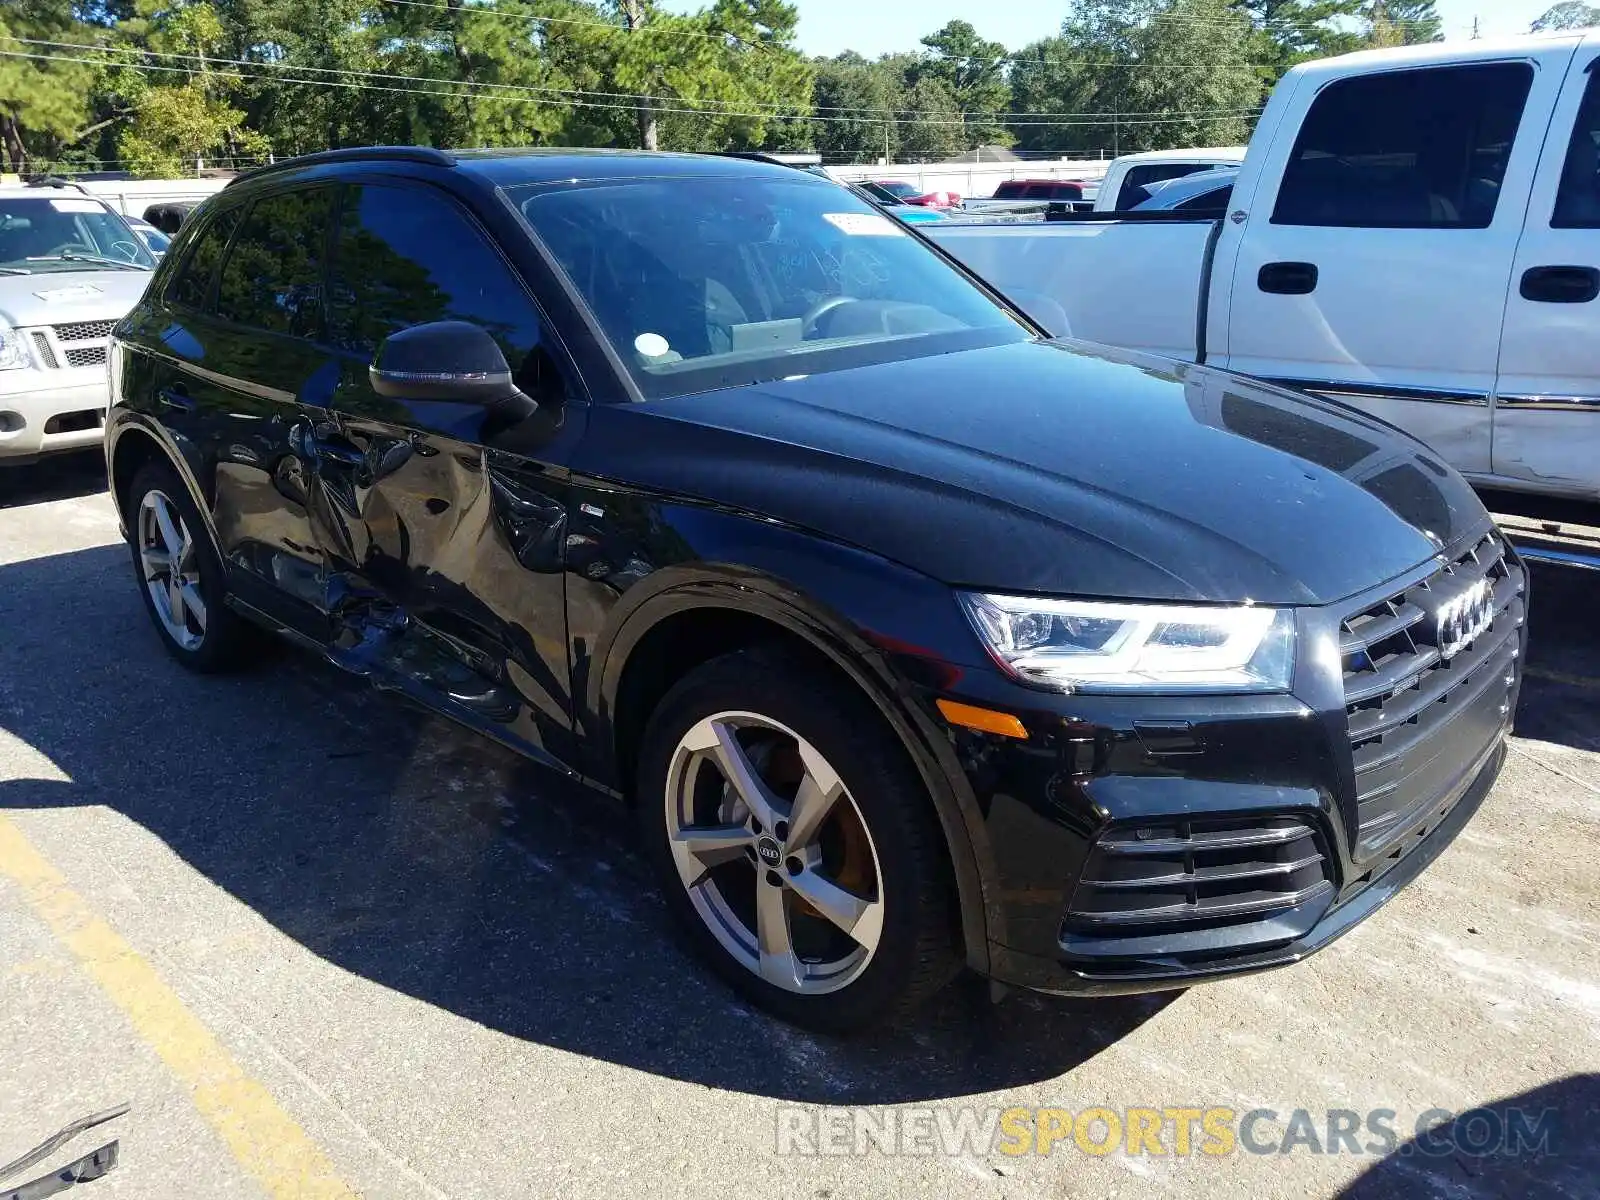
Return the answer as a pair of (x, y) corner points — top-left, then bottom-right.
(919, 530), (1526, 996)
(0, 370), (110, 461)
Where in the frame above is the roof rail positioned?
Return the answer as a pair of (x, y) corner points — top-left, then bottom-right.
(24, 175), (93, 195)
(226, 146), (456, 187)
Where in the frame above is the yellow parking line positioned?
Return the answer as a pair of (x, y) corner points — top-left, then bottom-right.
(0, 815), (359, 1200)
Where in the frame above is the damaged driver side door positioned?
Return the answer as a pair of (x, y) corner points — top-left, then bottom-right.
(307, 180), (584, 769)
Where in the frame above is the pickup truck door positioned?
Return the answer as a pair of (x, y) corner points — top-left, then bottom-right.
(1493, 49), (1600, 499)
(1217, 56), (1566, 479)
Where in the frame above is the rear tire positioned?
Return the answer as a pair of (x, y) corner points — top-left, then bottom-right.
(636, 645), (961, 1033)
(126, 459), (257, 673)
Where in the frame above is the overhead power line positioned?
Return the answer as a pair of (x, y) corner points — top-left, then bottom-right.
(1, 37), (1265, 128)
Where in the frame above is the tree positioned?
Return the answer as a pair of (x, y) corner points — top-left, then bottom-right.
(812, 53), (898, 163)
(1365, 1), (1442, 43)
(1014, 0), (1263, 157)
(0, 0), (99, 173)
(893, 75), (964, 161)
(912, 21), (1011, 148)
(1126, 0), (1262, 152)
(1229, 0), (1365, 77)
(606, 0), (812, 153)
(111, 2), (270, 175)
(1007, 36), (1104, 156)
(1531, 2), (1600, 31)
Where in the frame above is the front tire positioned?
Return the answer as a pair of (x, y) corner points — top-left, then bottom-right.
(636, 646), (960, 1033)
(126, 459), (257, 673)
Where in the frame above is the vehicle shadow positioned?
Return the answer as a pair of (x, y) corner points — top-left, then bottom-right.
(0, 451), (108, 510)
(0, 542), (1171, 1105)
(1515, 562), (1600, 754)
(1339, 1072), (1600, 1200)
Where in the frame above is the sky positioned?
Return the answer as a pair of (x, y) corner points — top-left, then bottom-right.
(664, 0), (1567, 60)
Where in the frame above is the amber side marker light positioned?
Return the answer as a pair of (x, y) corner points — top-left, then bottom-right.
(936, 699), (1029, 740)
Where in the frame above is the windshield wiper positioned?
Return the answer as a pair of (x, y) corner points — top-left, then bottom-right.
(24, 253), (144, 271)
(0, 266), (30, 275)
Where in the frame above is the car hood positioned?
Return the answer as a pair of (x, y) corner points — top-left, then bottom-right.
(581, 340), (1487, 605)
(0, 269), (153, 329)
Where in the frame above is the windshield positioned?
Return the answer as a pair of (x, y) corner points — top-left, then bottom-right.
(509, 175), (1025, 400)
(875, 181), (921, 200)
(0, 196), (156, 272)
(133, 224), (171, 255)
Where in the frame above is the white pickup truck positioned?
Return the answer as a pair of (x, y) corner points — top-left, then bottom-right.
(927, 33), (1600, 511)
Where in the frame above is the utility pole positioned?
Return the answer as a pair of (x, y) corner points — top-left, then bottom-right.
(621, 0), (658, 151)
(883, 118), (891, 166)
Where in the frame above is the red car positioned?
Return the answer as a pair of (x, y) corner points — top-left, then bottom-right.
(871, 179), (962, 209)
(990, 179), (1087, 202)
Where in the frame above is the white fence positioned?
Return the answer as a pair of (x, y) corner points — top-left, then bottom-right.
(76, 178), (231, 218)
(827, 158), (1113, 201)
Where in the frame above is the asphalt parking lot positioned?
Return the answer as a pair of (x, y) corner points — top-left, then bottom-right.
(0, 453), (1596, 1200)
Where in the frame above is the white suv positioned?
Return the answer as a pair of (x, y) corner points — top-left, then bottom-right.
(0, 180), (157, 463)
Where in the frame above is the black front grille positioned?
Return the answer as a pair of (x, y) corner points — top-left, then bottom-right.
(1340, 531), (1524, 859)
(63, 345), (108, 369)
(1065, 816), (1333, 935)
(52, 319), (115, 342)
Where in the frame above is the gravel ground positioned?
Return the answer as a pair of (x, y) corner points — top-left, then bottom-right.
(0, 453), (1595, 1200)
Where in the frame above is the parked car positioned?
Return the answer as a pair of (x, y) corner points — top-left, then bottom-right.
(851, 180), (951, 224)
(0, 179), (157, 464)
(108, 147), (1524, 1031)
(124, 216), (172, 257)
(870, 179), (962, 209)
(990, 179), (1087, 202)
(1093, 146), (1246, 212)
(1131, 167), (1239, 216)
(142, 201), (199, 235)
(926, 32), (1600, 513)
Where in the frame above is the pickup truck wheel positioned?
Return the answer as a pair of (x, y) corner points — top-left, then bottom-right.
(636, 647), (961, 1033)
(126, 460), (257, 673)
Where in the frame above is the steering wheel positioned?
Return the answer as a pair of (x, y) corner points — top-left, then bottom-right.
(108, 240), (140, 262)
(801, 295), (859, 338)
(45, 242), (97, 258)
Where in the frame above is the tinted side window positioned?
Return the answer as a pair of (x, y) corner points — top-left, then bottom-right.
(993, 182), (1024, 198)
(168, 206), (242, 311)
(1553, 69), (1600, 227)
(327, 184), (541, 371)
(1273, 63), (1533, 229)
(1176, 184), (1234, 214)
(215, 189), (335, 337)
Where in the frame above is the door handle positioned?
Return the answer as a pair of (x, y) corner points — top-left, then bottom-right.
(289, 420), (365, 469)
(1258, 261), (1319, 295)
(1519, 265), (1600, 304)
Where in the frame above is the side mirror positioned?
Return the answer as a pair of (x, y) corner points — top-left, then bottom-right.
(369, 320), (524, 405)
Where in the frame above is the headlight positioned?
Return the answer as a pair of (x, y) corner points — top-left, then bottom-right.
(0, 326), (30, 371)
(959, 592), (1295, 694)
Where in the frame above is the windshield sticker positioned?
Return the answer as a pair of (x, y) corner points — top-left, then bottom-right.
(822, 212), (905, 237)
(634, 332), (671, 358)
(33, 283), (105, 302)
(48, 199), (106, 213)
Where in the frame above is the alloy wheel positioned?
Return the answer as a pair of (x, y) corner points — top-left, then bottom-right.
(138, 489), (206, 652)
(664, 711), (886, 995)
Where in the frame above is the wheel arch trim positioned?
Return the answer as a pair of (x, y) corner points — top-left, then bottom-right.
(590, 566), (1001, 973)
(106, 415), (220, 552)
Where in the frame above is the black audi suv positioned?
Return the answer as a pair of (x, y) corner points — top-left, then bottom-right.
(106, 147), (1525, 1032)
